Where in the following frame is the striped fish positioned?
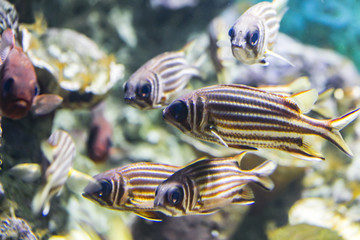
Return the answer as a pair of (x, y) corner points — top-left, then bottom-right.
(32, 130), (76, 215)
(124, 45), (200, 110)
(162, 84), (360, 161)
(228, 0), (291, 65)
(154, 152), (276, 216)
(82, 162), (180, 221)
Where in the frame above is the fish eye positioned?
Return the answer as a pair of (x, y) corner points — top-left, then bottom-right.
(167, 100), (188, 123)
(34, 85), (39, 96)
(246, 29), (259, 47)
(96, 180), (112, 199)
(2, 77), (14, 97)
(166, 186), (183, 206)
(123, 82), (129, 93)
(228, 27), (235, 41)
(136, 82), (151, 99)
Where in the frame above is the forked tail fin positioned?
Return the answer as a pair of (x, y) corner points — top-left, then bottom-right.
(327, 108), (360, 157)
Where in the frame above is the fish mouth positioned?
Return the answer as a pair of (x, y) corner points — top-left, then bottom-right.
(82, 192), (108, 207)
(2, 99), (31, 119)
(124, 96), (149, 110)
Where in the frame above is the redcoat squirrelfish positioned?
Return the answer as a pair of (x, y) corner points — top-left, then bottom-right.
(163, 84), (360, 161)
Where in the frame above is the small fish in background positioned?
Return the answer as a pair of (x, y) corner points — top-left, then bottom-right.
(154, 152), (276, 217)
(163, 84), (360, 161)
(82, 162), (180, 221)
(229, 0), (292, 65)
(124, 42), (201, 110)
(10, 130), (76, 215)
(87, 102), (113, 163)
(0, 28), (62, 119)
(149, 0), (199, 10)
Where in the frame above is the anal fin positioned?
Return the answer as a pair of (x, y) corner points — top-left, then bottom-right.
(134, 211), (163, 222)
(232, 185), (255, 205)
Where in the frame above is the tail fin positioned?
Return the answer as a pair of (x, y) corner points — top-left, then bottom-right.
(244, 160), (277, 191)
(327, 108), (360, 157)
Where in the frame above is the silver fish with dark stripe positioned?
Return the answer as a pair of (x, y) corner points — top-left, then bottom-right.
(82, 162), (180, 221)
(163, 84), (360, 161)
(229, 0), (290, 65)
(154, 152), (276, 216)
(124, 47), (200, 110)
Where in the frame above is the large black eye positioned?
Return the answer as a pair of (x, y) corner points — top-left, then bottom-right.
(167, 100), (188, 123)
(166, 186), (183, 206)
(246, 29), (259, 47)
(96, 180), (112, 198)
(123, 82), (129, 93)
(136, 83), (151, 98)
(2, 77), (14, 97)
(228, 27), (235, 41)
(34, 85), (39, 96)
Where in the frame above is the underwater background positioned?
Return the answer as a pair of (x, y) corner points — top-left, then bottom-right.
(0, 0), (360, 239)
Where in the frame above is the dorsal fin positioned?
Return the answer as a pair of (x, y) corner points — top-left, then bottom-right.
(288, 89), (318, 113)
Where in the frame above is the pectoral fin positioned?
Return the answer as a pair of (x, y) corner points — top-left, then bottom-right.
(134, 211), (163, 222)
(265, 49), (294, 67)
(31, 94), (63, 116)
(209, 126), (228, 147)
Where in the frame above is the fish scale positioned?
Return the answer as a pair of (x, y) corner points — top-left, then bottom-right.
(163, 84), (360, 161)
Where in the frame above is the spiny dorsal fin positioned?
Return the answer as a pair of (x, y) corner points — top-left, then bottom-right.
(288, 89), (318, 113)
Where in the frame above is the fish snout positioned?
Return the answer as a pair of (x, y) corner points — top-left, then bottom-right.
(2, 99), (31, 119)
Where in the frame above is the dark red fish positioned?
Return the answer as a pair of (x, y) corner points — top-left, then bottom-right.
(0, 29), (37, 119)
(0, 29), (62, 119)
(87, 103), (113, 162)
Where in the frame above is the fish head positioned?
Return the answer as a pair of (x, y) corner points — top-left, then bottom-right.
(229, 15), (265, 64)
(154, 178), (187, 216)
(163, 97), (193, 133)
(0, 47), (37, 119)
(82, 171), (127, 208)
(123, 70), (157, 110)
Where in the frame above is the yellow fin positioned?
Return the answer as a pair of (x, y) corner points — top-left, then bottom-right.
(249, 160), (277, 177)
(292, 135), (325, 161)
(232, 185), (255, 205)
(231, 151), (247, 165)
(134, 211), (163, 222)
(326, 108), (360, 157)
(288, 89), (318, 113)
(9, 163), (41, 182)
